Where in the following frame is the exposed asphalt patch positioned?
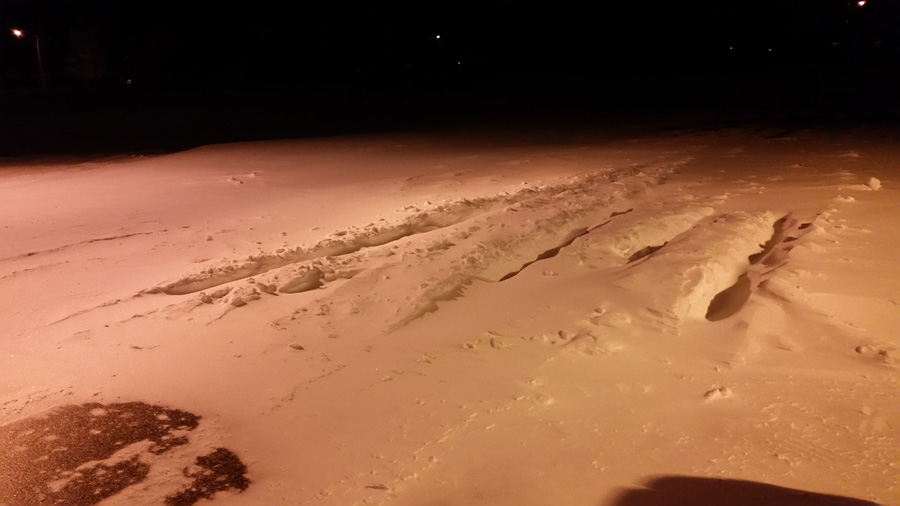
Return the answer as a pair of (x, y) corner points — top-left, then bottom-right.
(165, 448), (250, 506)
(0, 402), (250, 506)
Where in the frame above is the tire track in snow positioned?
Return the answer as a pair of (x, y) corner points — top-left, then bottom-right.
(160, 164), (677, 328)
(146, 165), (667, 298)
(380, 168), (712, 330)
(116, 162), (692, 330)
(495, 209), (636, 282)
(217, 163), (716, 332)
(147, 194), (518, 296)
(2, 230), (166, 262)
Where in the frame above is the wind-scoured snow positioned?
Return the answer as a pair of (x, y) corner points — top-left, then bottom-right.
(1, 126), (897, 506)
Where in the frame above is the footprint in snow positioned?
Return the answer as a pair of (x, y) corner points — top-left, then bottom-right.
(704, 386), (733, 402)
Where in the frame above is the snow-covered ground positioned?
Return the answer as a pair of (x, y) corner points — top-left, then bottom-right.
(1, 125), (898, 505)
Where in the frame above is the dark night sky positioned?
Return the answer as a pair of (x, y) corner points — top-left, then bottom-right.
(4, 0), (897, 84)
(1, 0), (898, 155)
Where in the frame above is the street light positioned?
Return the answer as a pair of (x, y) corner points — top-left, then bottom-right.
(11, 27), (47, 91)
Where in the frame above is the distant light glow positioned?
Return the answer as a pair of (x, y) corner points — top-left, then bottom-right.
(857, 0), (866, 6)
(435, 35), (441, 39)
(12, 28), (23, 38)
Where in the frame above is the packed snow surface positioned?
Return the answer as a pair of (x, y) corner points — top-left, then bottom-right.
(1, 125), (898, 505)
